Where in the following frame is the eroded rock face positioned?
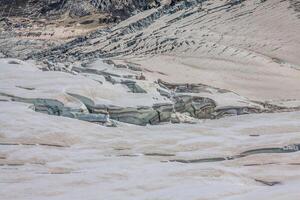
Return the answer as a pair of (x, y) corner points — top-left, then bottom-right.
(1, 0), (70, 18)
(91, 0), (161, 17)
(0, 0), (162, 19)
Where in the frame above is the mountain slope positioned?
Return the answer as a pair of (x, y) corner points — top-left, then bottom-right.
(0, 0), (162, 19)
(32, 0), (300, 101)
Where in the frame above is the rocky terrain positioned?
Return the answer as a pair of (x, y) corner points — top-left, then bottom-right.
(1, 0), (300, 199)
(0, 0), (161, 19)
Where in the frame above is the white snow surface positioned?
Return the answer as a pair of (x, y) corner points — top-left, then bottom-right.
(1, 101), (300, 200)
(0, 59), (300, 199)
(1, 0), (300, 198)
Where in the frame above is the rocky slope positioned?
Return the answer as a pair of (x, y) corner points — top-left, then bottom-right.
(0, 0), (162, 19)
(0, 0), (95, 18)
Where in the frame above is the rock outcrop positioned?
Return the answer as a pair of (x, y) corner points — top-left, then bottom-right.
(0, 0), (162, 19)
